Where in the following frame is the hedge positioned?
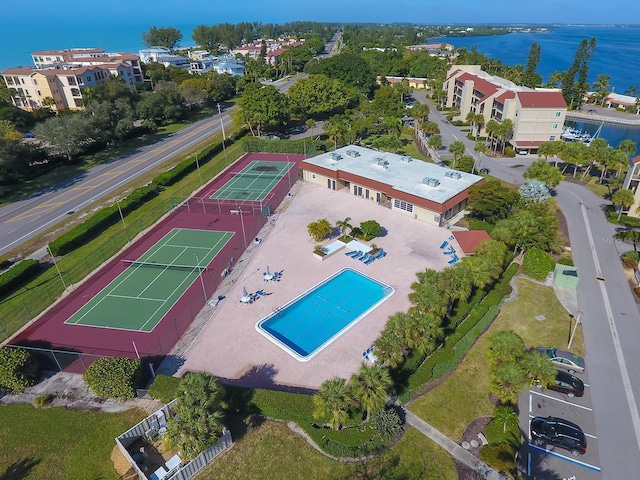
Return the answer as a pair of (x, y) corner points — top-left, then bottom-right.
(0, 259), (42, 297)
(49, 186), (157, 255)
(523, 247), (555, 281)
(242, 137), (325, 155)
(83, 357), (141, 399)
(0, 347), (37, 393)
(399, 263), (518, 402)
(148, 374), (181, 404)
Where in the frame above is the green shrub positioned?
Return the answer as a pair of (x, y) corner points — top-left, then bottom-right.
(479, 443), (518, 475)
(523, 247), (555, 280)
(83, 357), (141, 399)
(0, 259), (42, 297)
(148, 374), (181, 403)
(372, 406), (404, 444)
(242, 137), (324, 155)
(504, 146), (516, 157)
(556, 252), (574, 266)
(49, 186), (157, 255)
(0, 347), (37, 393)
(33, 394), (54, 408)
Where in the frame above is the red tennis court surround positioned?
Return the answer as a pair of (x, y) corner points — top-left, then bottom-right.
(10, 153), (305, 372)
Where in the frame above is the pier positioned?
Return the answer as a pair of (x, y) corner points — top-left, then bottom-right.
(565, 111), (640, 127)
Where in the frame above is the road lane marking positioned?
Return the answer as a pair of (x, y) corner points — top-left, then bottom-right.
(529, 444), (602, 472)
(529, 390), (593, 411)
(560, 187), (640, 457)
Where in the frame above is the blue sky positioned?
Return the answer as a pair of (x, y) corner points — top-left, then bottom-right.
(12, 0), (640, 25)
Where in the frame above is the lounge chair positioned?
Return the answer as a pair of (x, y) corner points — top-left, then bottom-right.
(448, 254), (458, 264)
(359, 253), (370, 262)
(345, 250), (359, 257)
(356, 251), (367, 260)
(374, 249), (386, 259)
(364, 256), (375, 265)
(443, 247), (455, 255)
(440, 241), (448, 249)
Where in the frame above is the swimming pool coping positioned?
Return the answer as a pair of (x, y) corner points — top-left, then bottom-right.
(254, 267), (395, 362)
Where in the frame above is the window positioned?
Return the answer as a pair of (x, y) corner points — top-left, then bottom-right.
(393, 199), (413, 213)
(552, 123), (558, 129)
(311, 173), (316, 179)
(36, 90), (41, 96)
(33, 79), (38, 85)
(555, 111), (561, 117)
(550, 135), (556, 141)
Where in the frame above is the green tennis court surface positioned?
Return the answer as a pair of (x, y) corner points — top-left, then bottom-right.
(210, 160), (294, 201)
(65, 228), (233, 332)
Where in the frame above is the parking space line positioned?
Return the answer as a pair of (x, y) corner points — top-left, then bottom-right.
(529, 390), (593, 411)
(529, 444), (602, 472)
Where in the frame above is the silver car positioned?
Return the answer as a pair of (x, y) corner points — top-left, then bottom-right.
(536, 347), (586, 374)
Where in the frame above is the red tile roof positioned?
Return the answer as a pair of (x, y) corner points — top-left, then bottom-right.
(632, 155), (640, 164)
(517, 91), (567, 108)
(456, 72), (500, 98)
(452, 230), (492, 255)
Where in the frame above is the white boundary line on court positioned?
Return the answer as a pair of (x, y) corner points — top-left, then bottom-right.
(65, 229), (234, 332)
(210, 160), (295, 202)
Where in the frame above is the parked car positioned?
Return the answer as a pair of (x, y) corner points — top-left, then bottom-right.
(517, 149), (528, 155)
(530, 416), (587, 456)
(536, 347), (585, 374)
(539, 370), (585, 397)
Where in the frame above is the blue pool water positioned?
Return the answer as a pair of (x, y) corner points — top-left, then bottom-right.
(256, 268), (394, 361)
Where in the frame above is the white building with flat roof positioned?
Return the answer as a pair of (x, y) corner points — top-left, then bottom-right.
(302, 145), (484, 226)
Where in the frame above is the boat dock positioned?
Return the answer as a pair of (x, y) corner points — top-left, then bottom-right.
(565, 110), (640, 127)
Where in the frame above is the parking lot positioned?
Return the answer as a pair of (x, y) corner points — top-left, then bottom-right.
(520, 372), (602, 480)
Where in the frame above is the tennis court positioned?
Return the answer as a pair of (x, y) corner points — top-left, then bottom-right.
(65, 228), (233, 332)
(210, 160), (295, 201)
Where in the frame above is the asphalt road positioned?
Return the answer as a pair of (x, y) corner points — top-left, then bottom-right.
(0, 74), (306, 259)
(413, 90), (640, 479)
(0, 112), (233, 258)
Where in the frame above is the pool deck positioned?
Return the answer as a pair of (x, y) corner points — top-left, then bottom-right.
(178, 181), (461, 391)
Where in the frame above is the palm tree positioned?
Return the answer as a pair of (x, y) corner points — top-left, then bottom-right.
(313, 377), (353, 430)
(350, 364), (393, 422)
(335, 217), (352, 237)
(616, 230), (640, 252)
(499, 119), (514, 154)
(486, 330), (525, 368)
(493, 405), (519, 434)
(592, 74), (611, 105)
(489, 362), (527, 404)
(612, 188), (636, 220)
(412, 102), (430, 124)
(307, 218), (332, 242)
(547, 71), (563, 88)
(558, 141), (588, 177)
(523, 350), (557, 388)
(537, 141), (562, 166)
(373, 327), (407, 369)
(624, 86), (638, 97)
(449, 140), (466, 169)
(485, 119), (500, 153)
(165, 373), (225, 459)
(427, 134), (443, 153)
(618, 139), (637, 158)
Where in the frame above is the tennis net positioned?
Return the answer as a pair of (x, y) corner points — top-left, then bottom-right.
(228, 171), (285, 181)
(122, 259), (208, 273)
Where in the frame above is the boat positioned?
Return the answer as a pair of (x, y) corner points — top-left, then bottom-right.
(561, 126), (592, 144)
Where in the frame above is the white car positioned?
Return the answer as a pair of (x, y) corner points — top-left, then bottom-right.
(517, 149), (528, 155)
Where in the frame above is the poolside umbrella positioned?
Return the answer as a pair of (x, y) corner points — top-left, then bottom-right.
(243, 286), (249, 297)
(266, 265), (271, 276)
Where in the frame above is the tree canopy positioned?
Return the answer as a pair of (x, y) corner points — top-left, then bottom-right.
(287, 75), (359, 118)
(142, 26), (183, 49)
(236, 84), (292, 137)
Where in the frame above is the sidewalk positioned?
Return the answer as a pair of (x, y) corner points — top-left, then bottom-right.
(404, 409), (510, 480)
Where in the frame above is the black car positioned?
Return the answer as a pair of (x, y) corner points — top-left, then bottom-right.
(547, 371), (585, 398)
(530, 416), (587, 456)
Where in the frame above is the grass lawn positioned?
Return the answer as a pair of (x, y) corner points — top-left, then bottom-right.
(199, 421), (457, 480)
(584, 176), (609, 199)
(0, 405), (144, 480)
(410, 276), (585, 440)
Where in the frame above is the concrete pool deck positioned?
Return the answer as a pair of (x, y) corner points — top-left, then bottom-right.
(178, 181), (461, 390)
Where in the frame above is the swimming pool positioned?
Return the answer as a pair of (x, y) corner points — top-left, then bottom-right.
(256, 268), (394, 361)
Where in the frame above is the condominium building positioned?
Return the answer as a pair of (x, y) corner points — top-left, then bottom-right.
(2, 48), (143, 111)
(443, 65), (567, 153)
(622, 155), (640, 217)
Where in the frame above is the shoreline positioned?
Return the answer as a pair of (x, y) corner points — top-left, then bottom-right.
(565, 109), (640, 127)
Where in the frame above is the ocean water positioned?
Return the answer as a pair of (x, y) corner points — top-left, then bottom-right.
(433, 25), (640, 94)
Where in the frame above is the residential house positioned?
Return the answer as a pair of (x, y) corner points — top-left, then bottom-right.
(405, 43), (457, 59)
(138, 47), (189, 69)
(376, 76), (429, 89)
(443, 65), (567, 153)
(302, 145), (484, 227)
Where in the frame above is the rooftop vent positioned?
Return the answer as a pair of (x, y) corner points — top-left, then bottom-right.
(329, 152), (342, 161)
(346, 150), (360, 157)
(445, 171), (462, 179)
(422, 177), (440, 187)
(400, 155), (413, 162)
(375, 157), (389, 167)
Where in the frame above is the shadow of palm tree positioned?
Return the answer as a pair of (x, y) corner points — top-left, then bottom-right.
(0, 458), (40, 480)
